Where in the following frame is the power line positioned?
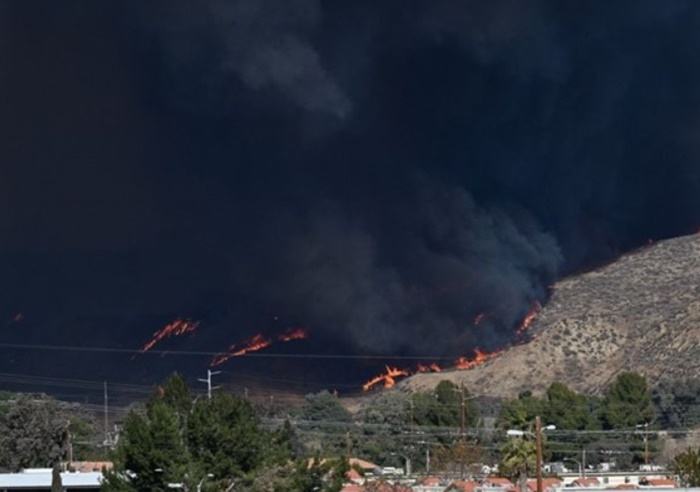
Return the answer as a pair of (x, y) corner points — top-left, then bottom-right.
(0, 342), (481, 361)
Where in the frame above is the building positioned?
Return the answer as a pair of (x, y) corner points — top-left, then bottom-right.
(0, 469), (102, 491)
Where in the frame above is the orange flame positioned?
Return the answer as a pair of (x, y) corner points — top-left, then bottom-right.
(210, 328), (308, 367)
(278, 327), (307, 342)
(515, 301), (542, 335)
(140, 318), (200, 352)
(230, 333), (273, 357)
(363, 366), (410, 391)
(417, 362), (442, 373)
(454, 348), (502, 370)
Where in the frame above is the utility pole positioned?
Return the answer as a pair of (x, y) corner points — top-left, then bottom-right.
(66, 420), (73, 466)
(636, 423), (650, 465)
(198, 369), (220, 399)
(643, 424), (649, 465)
(535, 416), (543, 492)
(460, 383), (466, 479)
(103, 381), (109, 446)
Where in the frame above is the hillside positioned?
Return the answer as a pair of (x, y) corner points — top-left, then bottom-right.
(405, 234), (700, 398)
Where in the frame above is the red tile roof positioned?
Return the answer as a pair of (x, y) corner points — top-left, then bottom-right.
(450, 480), (480, 492)
(347, 469), (363, 481)
(572, 478), (601, 487)
(68, 461), (113, 473)
(349, 458), (380, 470)
(483, 478), (515, 487)
(642, 478), (677, 487)
(342, 485), (365, 492)
(527, 478), (562, 491)
(610, 484), (639, 489)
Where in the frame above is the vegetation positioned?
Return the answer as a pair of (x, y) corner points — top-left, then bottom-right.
(672, 447), (700, 487)
(2, 370), (699, 483)
(0, 393), (97, 472)
(102, 374), (346, 492)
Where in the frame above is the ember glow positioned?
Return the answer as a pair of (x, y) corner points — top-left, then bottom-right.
(515, 301), (542, 335)
(278, 328), (307, 342)
(140, 318), (201, 353)
(363, 366), (410, 391)
(210, 328), (308, 367)
(417, 362), (442, 373)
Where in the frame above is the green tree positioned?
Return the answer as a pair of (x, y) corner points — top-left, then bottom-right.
(498, 436), (537, 484)
(187, 392), (264, 481)
(672, 447), (700, 487)
(412, 381), (479, 431)
(104, 400), (188, 491)
(0, 394), (70, 471)
(602, 372), (653, 429)
(105, 373), (299, 491)
(544, 382), (596, 430)
(653, 380), (700, 429)
(152, 373), (192, 425)
(292, 457), (348, 492)
(542, 382), (600, 461)
(301, 391), (352, 423)
(496, 391), (544, 431)
(354, 391), (410, 466)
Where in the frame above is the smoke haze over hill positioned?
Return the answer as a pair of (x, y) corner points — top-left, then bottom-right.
(0, 1), (699, 389)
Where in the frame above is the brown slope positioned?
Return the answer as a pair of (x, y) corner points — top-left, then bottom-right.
(405, 233), (700, 398)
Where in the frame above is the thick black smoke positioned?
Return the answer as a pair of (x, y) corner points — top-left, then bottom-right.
(0, 0), (699, 387)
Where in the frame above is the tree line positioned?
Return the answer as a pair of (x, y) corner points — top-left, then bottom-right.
(4, 370), (700, 487)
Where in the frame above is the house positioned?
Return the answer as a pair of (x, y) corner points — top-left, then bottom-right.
(0, 469), (102, 491)
(349, 458), (381, 474)
(346, 468), (365, 484)
(610, 484), (639, 489)
(482, 478), (515, 488)
(67, 461), (113, 473)
(420, 477), (443, 487)
(342, 484), (365, 492)
(639, 479), (677, 488)
(526, 478), (562, 492)
(571, 478), (601, 488)
(448, 480), (480, 492)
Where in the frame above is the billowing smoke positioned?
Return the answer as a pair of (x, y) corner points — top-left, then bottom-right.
(0, 1), (699, 385)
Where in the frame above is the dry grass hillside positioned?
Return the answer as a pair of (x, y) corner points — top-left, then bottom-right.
(405, 234), (700, 398)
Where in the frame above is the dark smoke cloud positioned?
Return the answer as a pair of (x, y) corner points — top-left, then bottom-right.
(257, 182), (560, 353)
(0, 0), (700, 385)
(140, 0), (351, 117)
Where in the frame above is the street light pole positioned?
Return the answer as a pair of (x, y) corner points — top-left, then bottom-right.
(460, 383), (466, 479)
(535, 416), (543, 492)
(197, 474), (214, 492)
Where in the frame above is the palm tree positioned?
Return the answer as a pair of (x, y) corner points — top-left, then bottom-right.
(498, 438), (537, 492)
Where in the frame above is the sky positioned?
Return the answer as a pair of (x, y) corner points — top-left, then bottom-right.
(1, 0), (700, 395)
